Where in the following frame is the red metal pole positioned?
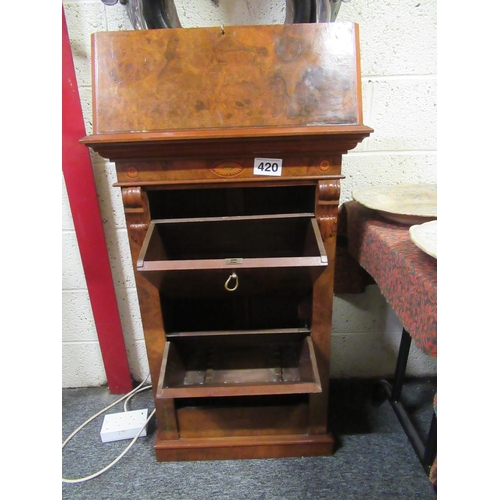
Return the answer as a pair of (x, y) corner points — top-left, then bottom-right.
(62, 7), (132, 394)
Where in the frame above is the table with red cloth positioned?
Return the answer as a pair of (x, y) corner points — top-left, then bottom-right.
(342, 200), (437, 358)
(338, 200), (437, 488)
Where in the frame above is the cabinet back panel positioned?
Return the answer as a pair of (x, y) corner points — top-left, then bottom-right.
(150, 217), (313, 260)
(148, 185), (316, 220)
(162, 294), (311, 333)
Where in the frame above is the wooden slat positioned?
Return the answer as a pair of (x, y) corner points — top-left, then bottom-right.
(167, 328), (311, 338)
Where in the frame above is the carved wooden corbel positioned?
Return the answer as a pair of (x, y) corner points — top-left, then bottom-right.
(316, 179), (341, 241)
(122, 187), (150, 248)
(122, 186), (146, 213)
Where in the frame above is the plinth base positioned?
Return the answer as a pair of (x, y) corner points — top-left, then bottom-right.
(153, 433), (335, 462)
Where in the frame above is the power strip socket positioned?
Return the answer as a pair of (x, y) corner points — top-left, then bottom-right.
(100, 409), (148, 443)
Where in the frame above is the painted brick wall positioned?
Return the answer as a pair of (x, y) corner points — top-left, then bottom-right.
(62, 0), (437, 388)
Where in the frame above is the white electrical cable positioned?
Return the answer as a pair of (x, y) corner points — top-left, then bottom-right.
(62, 376), (155, 484)
(123, 385), (152, 412)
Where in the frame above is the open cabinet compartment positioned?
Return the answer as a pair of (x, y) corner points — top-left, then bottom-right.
(161, 293), (313, 333)
(137, 214), (327, 297)
(147, 185), (318, 220)
(156, 335), (322, 399)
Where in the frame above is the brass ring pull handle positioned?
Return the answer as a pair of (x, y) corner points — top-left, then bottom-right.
(224, 273), (239, 292)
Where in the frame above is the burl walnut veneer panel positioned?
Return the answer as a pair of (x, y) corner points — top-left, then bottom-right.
(91, 22), (362, 134)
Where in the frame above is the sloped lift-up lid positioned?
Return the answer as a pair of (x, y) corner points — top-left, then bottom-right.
(81, 22), (372, 158)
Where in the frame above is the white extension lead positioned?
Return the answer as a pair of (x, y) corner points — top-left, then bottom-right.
(62, 376), (155, 484)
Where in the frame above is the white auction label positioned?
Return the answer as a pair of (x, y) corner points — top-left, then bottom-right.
(253, 158), (283, 177)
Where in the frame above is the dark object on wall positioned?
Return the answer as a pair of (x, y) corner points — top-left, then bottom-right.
(294, 0), (312, 24)
(142, 0), (173, 28)
(109, 1), (344, 30)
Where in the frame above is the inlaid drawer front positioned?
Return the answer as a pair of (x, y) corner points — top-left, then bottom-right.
(156, 335), (322, 399)
(137, 214), (327, 297)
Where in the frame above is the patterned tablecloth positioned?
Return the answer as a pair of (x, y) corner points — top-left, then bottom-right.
(343, 201), (437, 358)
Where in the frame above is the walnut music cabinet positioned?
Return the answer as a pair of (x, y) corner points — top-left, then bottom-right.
(82, 21), (372, 462)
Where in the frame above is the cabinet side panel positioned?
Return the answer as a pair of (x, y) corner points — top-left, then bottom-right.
(308, 179), (341, 434)
(122, 186), (179, 438)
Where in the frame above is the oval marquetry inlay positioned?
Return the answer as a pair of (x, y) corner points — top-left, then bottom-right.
(211, 162), (245, 177)
(318, 159), (332, 172)
(126, 166), (139, 178)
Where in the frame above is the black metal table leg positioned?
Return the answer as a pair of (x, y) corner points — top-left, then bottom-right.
(375, 328), (437, 475)
(390, 327), (412, 401)
(423, 411), (437, 470)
